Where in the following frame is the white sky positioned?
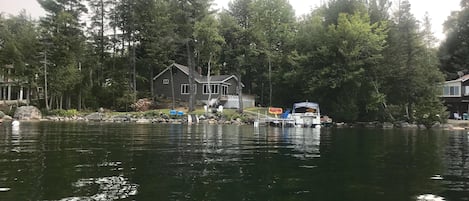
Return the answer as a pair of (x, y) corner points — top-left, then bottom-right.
(0, 0), (461, 42)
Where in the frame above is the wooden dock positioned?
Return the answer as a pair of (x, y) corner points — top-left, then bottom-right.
(256, 117), (295, 127)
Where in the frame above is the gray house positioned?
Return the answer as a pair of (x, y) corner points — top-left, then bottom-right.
(152, 63), (254, 108)
(440, 74), (469, 119)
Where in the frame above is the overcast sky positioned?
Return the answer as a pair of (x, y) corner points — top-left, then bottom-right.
(0, 0), (461, 41)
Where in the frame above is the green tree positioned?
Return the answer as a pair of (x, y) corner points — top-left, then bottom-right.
(251, 0), (296, 106)
(381, 0), (444, 123)
(38, 0), (88, 110)
(439, 0), (469, 78)
(170, 0), (213, 112)
(194, 15), (225, 103)
(0, 12), (41, 104)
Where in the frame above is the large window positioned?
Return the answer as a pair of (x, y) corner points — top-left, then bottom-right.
(221, 85), (228, 95)
(203, 84), (219, 94)
(181, 84), (196, 95)
(443, 86), (460, 96)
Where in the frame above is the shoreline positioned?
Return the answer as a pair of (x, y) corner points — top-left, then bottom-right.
(2, 109), (467, 130)
(1, 115), (465, 131)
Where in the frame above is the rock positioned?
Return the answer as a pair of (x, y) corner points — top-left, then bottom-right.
(382, 122), (394, 129)
(396, 121), (418, 128)
(131, 98), (154, 112)
(2, 115), (12, 121)
(432, 122), (441, 128)
(111, 114), (131, 122)
(86, 112), (105, 121)
(13, 106), (42, 120)
(0, 111), (4, 118)
(136, 119), (151, 124)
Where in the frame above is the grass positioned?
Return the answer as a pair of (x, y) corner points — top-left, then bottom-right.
(43, 106), (276, 121)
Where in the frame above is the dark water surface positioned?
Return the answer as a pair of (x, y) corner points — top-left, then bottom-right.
(0, 122), (468, 201)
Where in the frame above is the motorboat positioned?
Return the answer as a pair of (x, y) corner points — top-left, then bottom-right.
(290, 102), (321, 128)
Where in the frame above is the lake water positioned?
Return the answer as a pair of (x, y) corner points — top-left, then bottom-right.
(0, 122), (468, 201)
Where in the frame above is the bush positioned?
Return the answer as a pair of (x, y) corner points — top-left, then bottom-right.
(47, 109), (79, 117)
(414, 97), (447, 129)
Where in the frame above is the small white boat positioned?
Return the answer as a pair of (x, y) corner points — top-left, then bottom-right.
(12, 120), (20, 127)
(289, 102), (321, 128)
(12, 120), (20, 131)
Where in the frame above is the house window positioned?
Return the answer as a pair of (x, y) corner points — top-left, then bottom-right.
(163, 79), (169, 85)
(221, 85), (228, 95)
(181, 84), (196, 95)
(465, 86), (469, 95)
(443, 86), (460, 96)
(203, 84), (219, 94)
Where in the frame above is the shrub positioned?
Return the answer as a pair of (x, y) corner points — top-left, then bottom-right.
(47, 109), (79, 117)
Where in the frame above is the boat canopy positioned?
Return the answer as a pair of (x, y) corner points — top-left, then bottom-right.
(293, 102), (319, 113)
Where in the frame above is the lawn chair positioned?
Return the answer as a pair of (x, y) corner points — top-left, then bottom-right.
(454, 113), (462, 120)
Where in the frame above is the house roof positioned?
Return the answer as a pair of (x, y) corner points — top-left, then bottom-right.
(457, 74), (469, 82)
(445, 74), (469, 84)
(153, 63), (243, 86)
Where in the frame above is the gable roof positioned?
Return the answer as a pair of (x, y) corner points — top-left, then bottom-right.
(445, 74), (469, 84)
(153, 63), (243, 86)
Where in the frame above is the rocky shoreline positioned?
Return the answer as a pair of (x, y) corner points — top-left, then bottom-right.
(0, 106), (462, 129)
(0, 108), (251, 125)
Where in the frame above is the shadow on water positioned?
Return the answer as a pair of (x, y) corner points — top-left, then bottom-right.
(0, 122), (468, 201)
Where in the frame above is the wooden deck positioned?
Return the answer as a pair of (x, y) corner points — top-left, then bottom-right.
(256, 117), (295, 127)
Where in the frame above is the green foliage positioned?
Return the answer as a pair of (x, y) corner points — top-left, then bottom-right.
(439, 2), (469, 78)
(115, 89), (136, 112)
(414, 96), (447, 129)
(1, 0), (450, 124)
(47, 109), (80, 117)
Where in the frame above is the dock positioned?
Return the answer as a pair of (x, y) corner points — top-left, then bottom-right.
(246, 110), (295, 127)
(256, 117), (295, 127)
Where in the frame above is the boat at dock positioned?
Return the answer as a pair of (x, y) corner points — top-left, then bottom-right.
(255, 102), (322, 128)
(290, 102), (321, 128)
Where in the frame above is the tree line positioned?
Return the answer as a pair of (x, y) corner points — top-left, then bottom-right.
(1, 0), (467, 123)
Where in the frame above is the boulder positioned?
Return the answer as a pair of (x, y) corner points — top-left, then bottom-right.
(13, 106), (42, 120)
(3, 115), (12, 121)
(382, 122), (394, 129)
(86, 112), (105, 121)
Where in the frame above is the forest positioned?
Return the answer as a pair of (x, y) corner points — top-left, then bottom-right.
(1, 0), (468, 123)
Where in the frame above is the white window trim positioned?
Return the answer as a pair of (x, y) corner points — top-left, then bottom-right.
(221, 85), (228, 95)
(163, 79), (169, 85)
(181, 84), (196, 95)
(443, 85), (461, 97)
(203, 84), (220, 94)
(181, 84), (189, 94)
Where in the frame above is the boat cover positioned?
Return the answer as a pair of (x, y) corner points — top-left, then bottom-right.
(293, 102), (319, 114)
(293, 102), (319, 109)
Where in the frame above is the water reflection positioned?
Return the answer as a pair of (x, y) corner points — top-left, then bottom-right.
(441, 131), (469, 200)
(59, 176), (138, 201)
(2, 123), (469, 201)
(416, 194), (445, 201)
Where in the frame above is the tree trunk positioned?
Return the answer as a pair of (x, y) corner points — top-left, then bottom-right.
(59, 95), (63, 110)
(170, 66), (175, 109)
(187, 41), (195, 112)
(207, 54), (212, 105)
(268, 56), (272, 106)
(132, 44), (136, 102)
(78, 89), (82, 111)
(237, 73), (243, 113)
(150, 65), (154, 98)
